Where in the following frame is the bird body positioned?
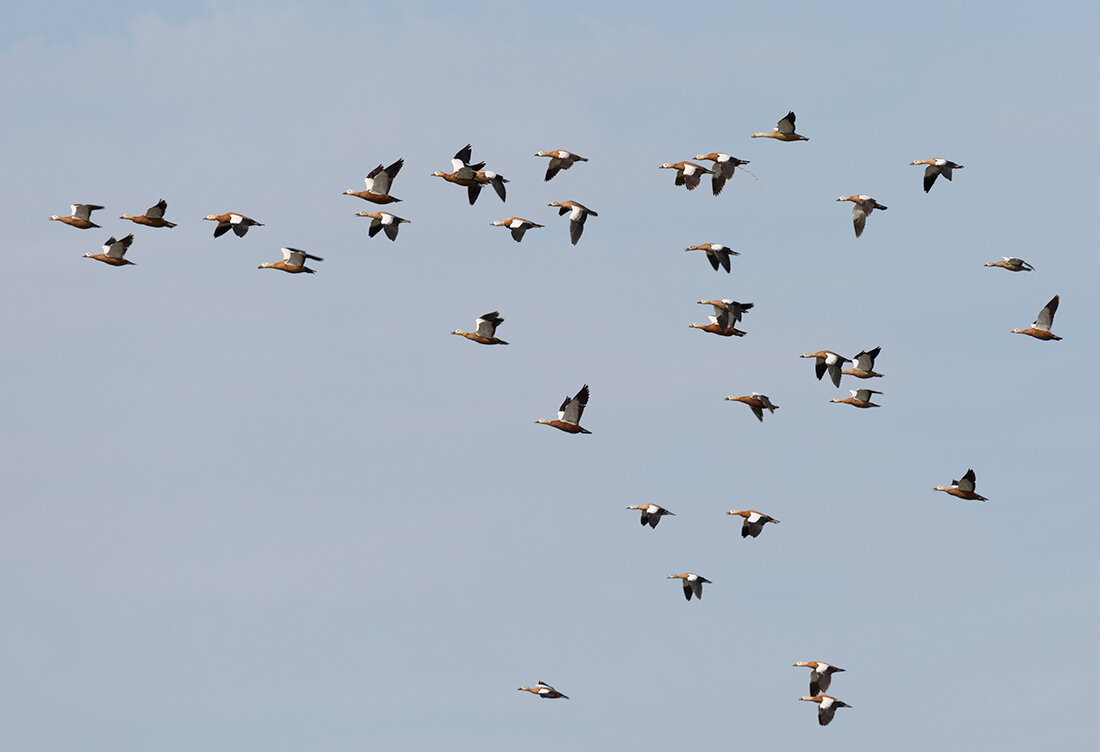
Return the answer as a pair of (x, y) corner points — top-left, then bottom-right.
(694, 153), (751, 195)
(356, 211), (409, 241)
(794, 661), (845, 696)
(536, 384), (591, 434)
(452, 311), (508, 345)
(1012, 295), (1062, 340)
(83, 234), (135, 266)
(752, 111), (808, 141)
(120, 199), (176, 228)
(800, 695), (851, 726)
(934, 468), (988, 501)
(535, 149), (588, 181)
(830, 389), (882, 408)
(725, 394), (778, 422)
(659, 161), (713, 191)
(258, 247), (322, 274)
(728, 509), (779, 538)
(685, 244), (740, 273)
(801, 350), (851, 387)
(836, 195), (887, 237)
(667, 572), (711, 601)
(51, 203), (103, 229)
(547, 201), (597, 245)
(490, 217), (544, 242)
(627, 503), (675, 529)
(985, 257), (1034, 272)
(841, 347), (883, 379)
(518, 682), (569, 699)
(204, 212), (263, 238)
(910, 158), (963, 192)
(345, 157), (404, 203)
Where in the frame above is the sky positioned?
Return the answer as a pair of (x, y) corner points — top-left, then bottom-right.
(3, 2), (1099, 750)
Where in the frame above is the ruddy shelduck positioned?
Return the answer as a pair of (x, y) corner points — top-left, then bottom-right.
(1012, 295), (1062, 340)
(725, 394), (779, 423)
(794, 661), (845, 696)
(490, 217), (543, 242)
(627, 503), (675, 529)
(518, 681), (569, 699)
(258, 247), (322, 274)
(691, 300), (751, 337)
(431, 144), (486, 204)
(83, 234), (135, 266)
(800, 695), (851, 726)
(727, 510), (780, 538)
(694, 153), (752, 196)
(841, 347), (883, 379)
(452, 311), (508, 345)
(752, 111), (809, 141)
(667, 572), (711, 601)
(659, 161), (713, 191)
(120, 199), (176, 228)
(830, 389), (882, 408)
(344, 158), (404, 204)
(685, 244), (740, 274)
(51, 203), (103, 229)
(985, 257), (1034, 272)
(909, 158), (963, 193)
(536, 384), (591, 434)
(471, 168), (509, 204)
(204, 212), (263, 238)
(800, 351), (851, 388)
(356, 211), (410, 241)
(934, 468), (988, 501)
(535, 149), (588, 181)
(836, 195), (887, 237)
(547, 201), (597, 245)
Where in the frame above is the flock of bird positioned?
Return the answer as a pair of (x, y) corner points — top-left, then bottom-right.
(51, 109), (1067, 728)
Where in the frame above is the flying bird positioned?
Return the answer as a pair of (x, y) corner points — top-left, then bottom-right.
(830, 389), (882, 408)
(536, 384), (591, 434)
(933, 468), (988, 501)
(985, 257), (1034, 272)
(535, 149), (588, 181)
(203, 212), (263, 238)
(627, 503), (675, 529)
(724, 394), (779, 422)
(800, 350), (851, 388)
(1011, 295), (1062, 340)
(658, 161), (713, 191)
(752, 111), (809, 141)
(909, 158), (963, 192)
(258, 247), (323, 274)
(120, 199), (176, 228)
(517, 682), (569, 699)
(344, 158), (404, 204)
(431, 144), (486, 204)
(685, 244), (740, 273)
(727, 510), (780, 538)
(800, 695), (852, 726)
(490, 217), (543, 242)
(452, 311), (508, 345)
(841, 347), (884, 379)
(547, 201), (597, 245)
(356, 211), (410, 241)
(82, 234), (135, 266)
(694, 153), (752, 195)
(794, 661), (845, 696)
(836, 195), (887, 237)
(51, 203), (104, 229)
(667, 573), (711, 601)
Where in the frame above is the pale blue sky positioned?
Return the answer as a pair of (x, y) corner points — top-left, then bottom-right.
(3, 2), (1098, 750)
